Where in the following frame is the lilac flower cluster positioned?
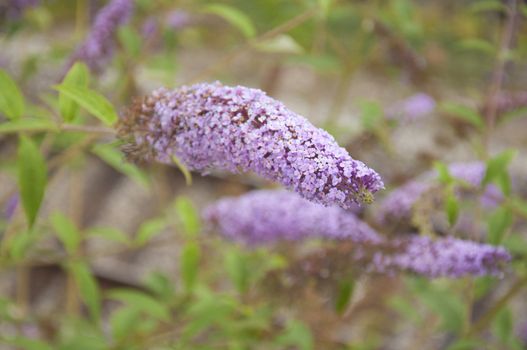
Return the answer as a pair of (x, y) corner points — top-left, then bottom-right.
(205, 190), (511, 278)
(1, 0), (39, 19)
(369, 236), (510, 278)
(386, 93), (435, 122)
(203, 190), (379, 245)
(378, 161), (502, 222)
(68, 0), (134, 73)
(119, 82), (384, 208)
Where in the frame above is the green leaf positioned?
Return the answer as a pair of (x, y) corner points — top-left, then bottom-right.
(92, 143), (149, 187)
(487, 207), (513, 245)
(334, 279), (355, 314)
(59, 62), (90, 122)
(18, 136), (47, 227)
(181, 242), (200, 292)
(225, 250), (250, 294)
(0, 118), (57, 134)
(68, 261), (101, 322)
(118, 25), (142, 58)
(51, 212), (81, 254)
(275, 320), (313, 350)
(203, 4), (256, 38)
(445, 192), (459, 226)
(144, 272), (175, 301)
(253, 34), (304, 54)
(53, 85), (117, 126)
(441, 102), (484, 128)
(5, 337), (54, 350)
(457, 39), (496, 55)
(318, 0), (333, 18)
(88, 227), (129, 245)
(434, 161), (453, 184)
(483, 149), (517, 187)
(0, 69), (25, 120)
(502, 234), (527, 256)
(110, 306), (142, 341)
(469, 0), (507, 13)
(107, 289), (170, 321)
(9, 230), (38, 261)
(174, 196), (200, 238)
(493, 308), (513, 344)
(446, 339), (484, 350)
(135, 217), (166, 246)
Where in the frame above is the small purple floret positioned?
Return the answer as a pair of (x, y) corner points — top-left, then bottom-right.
(118, 82), (384, 208)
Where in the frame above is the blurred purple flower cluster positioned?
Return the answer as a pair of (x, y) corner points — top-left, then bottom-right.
(68, 0), (134, 73)
(386, 93), (436, 122)
(204, 190), (511, 278)
(369, 236), (510, 278)
(204, 190), (379, 245)
(1, 0), (39, 19)
(119, 82), (384, 208)
(378, 161), (502, 223)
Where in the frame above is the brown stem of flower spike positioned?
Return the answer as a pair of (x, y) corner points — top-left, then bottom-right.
(482, 0), (520, 152)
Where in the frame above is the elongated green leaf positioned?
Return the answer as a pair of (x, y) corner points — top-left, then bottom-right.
(253, 34), (304, 54)
(487, 207), (513, 245)
(18, 136), (47, 227)
(135, 217), (166, 246)
(50, 212), (81, 254)
(53, 85), (117, 125)
(0, 69), (25, 120)
(225, 250), (249, 294)
(118, 26), (142, 58)
(92, 143), (149, 187)
(0, 119), (57, 134)
(445, 192), (459, 226)
(181, 242), (200, 292)
(174, 196), (200, 237)
(203, 4), (255, 38)
(335, 279), (355, 314)
(483, 149), (517, 186)
(107, 289), (170, 321)
(457, 39), (496, 55)
(493, 308), (513, 344)
(5, 338), (53, 350)
(441, 102), (484, 128)
(59, 62), (90, 122)
(110, 306), (141, 341)
(276, 320), (313, 350)
(469, 0), (507, 13)
(68, 261), (101, 322)
(434, 162), (453, 184)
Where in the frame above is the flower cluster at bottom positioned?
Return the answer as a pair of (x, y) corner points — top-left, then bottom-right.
(204, 190), (511, 278)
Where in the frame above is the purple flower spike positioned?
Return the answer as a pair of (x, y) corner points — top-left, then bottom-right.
(118, 82), (384, 208)
(1, 0), (39, 19)
(203, 190), (381, 245)
(371, 236), (511, 278)
(67, 0), (134, 73)
(387, 93), (435, 122)
(378, 161), (503, 222)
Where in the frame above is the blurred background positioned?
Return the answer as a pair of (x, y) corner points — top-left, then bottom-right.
(1, 0), (527, 349)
